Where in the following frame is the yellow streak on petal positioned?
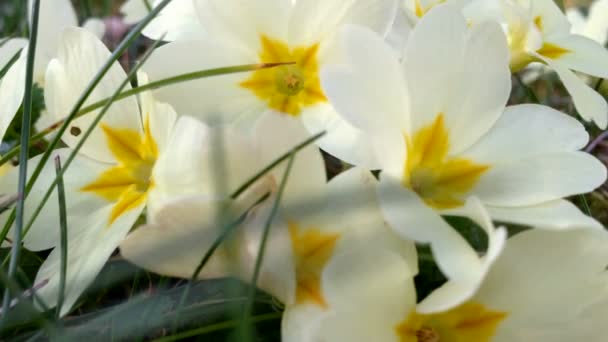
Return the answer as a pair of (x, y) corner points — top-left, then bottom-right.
(396, 302), (507, 342)
(537, 42), (571, 60)
(534, 16), (543, 32)
(240, 35), (327, 117)
(289, 222), (340, 309)
(403, 114), (489, 209)
(81, 122), (158, 225)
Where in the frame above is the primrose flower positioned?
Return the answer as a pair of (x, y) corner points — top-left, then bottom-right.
(141, 0), (399, 168)
(463, 0), (608, 128)
(322, 5), (605, 291)
(0, 28), (186, 315)
(121, 112), (418, 304)
(284, 225), (608, 342)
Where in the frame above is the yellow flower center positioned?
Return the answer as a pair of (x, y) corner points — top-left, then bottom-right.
(403, 114), (489, 209)
(80, 117), (158, 224)
(240, 35), (327, 116)
(288, 222), (340, 308)
(396, 302), (507, 342)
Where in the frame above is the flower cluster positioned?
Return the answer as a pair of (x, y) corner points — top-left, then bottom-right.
(1, 0), (608, 340)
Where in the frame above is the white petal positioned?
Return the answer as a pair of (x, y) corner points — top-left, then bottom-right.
(585, 0), (608, 45)
(537, 54), (608, 129)
(0, 46), (26, 142)
(405, 4), (466, 135)
(301, 104), (382, 169)
(486, 199), (604, 231)
(418, 197), (507, 313)
(120, 196), (229, 280)
(81, 18), (106, 39)
(546, 35), (608, 78)
(0, 149), (111, 251)
(462, 104), (589, 164)
(320, 25), (408, 133)
(288, 0), (398, 47)
(45, 28), (142, 163)
(29, 0), (78, 83)
(472, 152), (606, 206)
(529, 0), (571, 37)
(311, 249), (415, 342)
(195, 0), (291, 53)
(377, 176), (483, 283)
(137, 72), (177, 154)
(252, 112), (326, 215)
(475, 229), (608, 337)
(142, 39), (260, 124)
(0, 38), (28, 67)
(34, 203), (143, 316)
(121, 0), (151, 25)
(143, 0), (206, 41)
(565, 8), (585, 36)
(446, 21), (511, 154)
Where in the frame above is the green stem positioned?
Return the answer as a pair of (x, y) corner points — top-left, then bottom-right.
(1, 0), (41, 325)
(54, 156), (68, 318)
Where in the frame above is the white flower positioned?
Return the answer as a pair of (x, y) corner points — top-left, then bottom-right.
(566, 0), (608, 46)
(0, 38), (28, 141)
(141, 0), (399, 168)
(321, 4), (605, 305)
(463, 0), (608, 128)
(283, 225), (608, 342)
(0, 28), (186, 315)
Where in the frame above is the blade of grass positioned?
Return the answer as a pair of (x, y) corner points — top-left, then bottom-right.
(0, 0), (178, 254)
(152, 312), (282, 342)
(0, 62), (293, 168)
(143, 0), (153, 12)
(240, 153), (296, 341)
(1, 0), (41, 325)
(53, 156), (68, 318)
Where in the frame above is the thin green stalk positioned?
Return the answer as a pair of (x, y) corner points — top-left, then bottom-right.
(0, 0), (178, 253)
(241, 153), (296, 341)
(1, 0), (41, 324)
(580, 194), (592, 216)
(0, 62), (292, 168)
(152, 312), (282, 342)
(0, 48), (22, 79)
(554, 0), (564, 11)
(80, 0), (93, 19)
(143, 0), (153, 12)
(54, 156), (68, 318)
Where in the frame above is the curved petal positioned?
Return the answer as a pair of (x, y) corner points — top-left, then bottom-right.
(137, 72), (177, 154)
(45, 28), (142, 163)
(119, 195), (229, 280)
(121, 0), (151, 25)
(252, 112), (326, 214)
(301, 104), (382, 169)
(486, 199), (604, 231)
(537, 55), (608, 129)
(529, 0), (571, 37)
(143, 0), (206, 41)
(142, 39), (260, 124)
(0, 45), (26, 142)
(462, 104), (589, 164)
(472, 152), (606, 206)
(418, 197), (506, 313)
(195, 0), (291, 53)
(377, 176), (483, 284)
(34, 203), (143, 316)
(288, 0), (398, 47)
(320, 25), (408, 133)
(546, 34), (608, 78)
(585, 0), (608, 45)
(0, 149), (111, 252)
(29, 0), (78, 83)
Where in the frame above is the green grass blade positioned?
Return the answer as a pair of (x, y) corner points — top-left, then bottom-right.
(53, 156), (68, 318)
(0, 48), (22, 80)
(0, 0), (178, 255)
(0, 62), (292, 169)
(241, 153), (296, 341)
(1, 0), (41, 325)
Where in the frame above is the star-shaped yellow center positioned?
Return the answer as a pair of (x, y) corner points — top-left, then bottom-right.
(240, 35), (327, 116)
(403, 114), (489, 209)
(396, 301), (507, 342)
(81, 117), (158, 224)
(288, 222), (340, 308)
